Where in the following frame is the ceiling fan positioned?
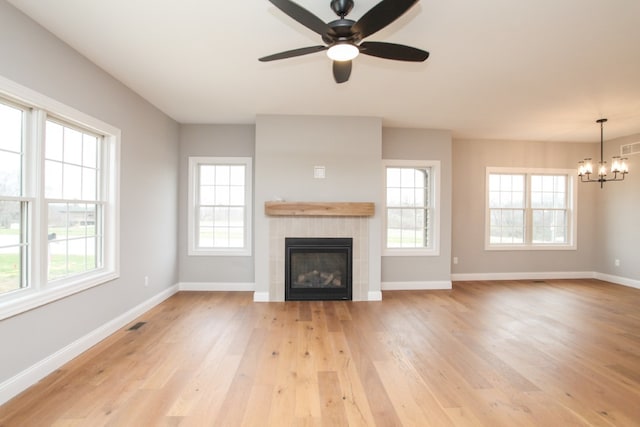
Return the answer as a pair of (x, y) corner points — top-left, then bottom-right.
(259, 0), (429, 83)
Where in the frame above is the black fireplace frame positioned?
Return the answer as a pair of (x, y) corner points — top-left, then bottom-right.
(285, 237), (353, 301)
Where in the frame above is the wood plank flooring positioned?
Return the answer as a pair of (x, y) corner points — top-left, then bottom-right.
(1, 279), (640, 426)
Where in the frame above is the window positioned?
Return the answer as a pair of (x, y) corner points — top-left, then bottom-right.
(0, 100), (27, 297)
(45, 120), (102, 281)
(383, 160), (440, 256)
(188, 157), (252, 256)
(486, 168), (576, 250)
(0, 76), (120, 320)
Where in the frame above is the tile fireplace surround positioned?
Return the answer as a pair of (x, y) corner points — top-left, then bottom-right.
(265, 202), (377, 301)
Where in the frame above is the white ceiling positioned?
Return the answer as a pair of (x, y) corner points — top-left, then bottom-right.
(7, 0), (640, 142)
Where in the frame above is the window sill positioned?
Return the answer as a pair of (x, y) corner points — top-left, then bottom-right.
(188, 248), (252, 257)
(0, 270), (119, 321)
(485, 244), (577, 251)
(383, 248), (440, 257)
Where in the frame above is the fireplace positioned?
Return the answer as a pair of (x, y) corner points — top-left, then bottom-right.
(285, 237), (352, 301)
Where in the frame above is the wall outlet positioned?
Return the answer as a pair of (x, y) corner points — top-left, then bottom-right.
(615, 259), (620, 267)
(144, 276), (149, 287)
(453, 257), (459, 265)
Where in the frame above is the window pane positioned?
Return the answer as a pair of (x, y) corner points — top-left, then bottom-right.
(198, 228), (214, 248)
(200, 185), (215, 205)
(387, 168), (400, 187)
(82, 168), (97, 201)
(0, 200), (25, 295)
(489, 209), (525, 244)
(200, 165), (215, 185)
(229, 165), (245, 186)
(387, 188), (401, 206)
(229, 186), (245, 205)
(63, 164), (82, 200)
(45, 160), (63, 199)
(45, 121), (64, 161)
(214, 207), (229, 226)
(0, 103), (23, 153)
(0, 245), (21, 295)
(228, 227), (244, 248)
(0, 150), (21, 197)
(199, 206), (213, 225)
(48, 202), (101, 281)
(387, 208), (402, 229)
(532, 209), (567, 244)
(82, 134), (98, 168)
(48, 240), (67, 281)
(215, 165), (230, 185)
(229, 207), (244, 227)
(489, 174), (525, 208)
(214, 186), (230, 205)
(401, 208), (416, 229)
(400, 168), (414, 187)
(400, 188), (414, 206)
(213, 227), (229, 247)
(63, 127), (83, 165)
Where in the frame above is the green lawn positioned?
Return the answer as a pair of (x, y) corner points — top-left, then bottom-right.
(0, 253), (96, 294)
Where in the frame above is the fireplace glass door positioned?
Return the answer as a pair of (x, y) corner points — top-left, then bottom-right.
(285, 237), (352, 300)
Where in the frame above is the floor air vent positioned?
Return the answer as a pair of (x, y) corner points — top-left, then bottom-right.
(128, 321), (146, 331)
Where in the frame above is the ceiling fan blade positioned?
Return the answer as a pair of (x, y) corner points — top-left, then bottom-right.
(268, 0), (332, 37)
(359, 41), (429, 62)
(259, 45), (327, 62)
(333, 60), (352, 84)
(351, 0), (418, 39)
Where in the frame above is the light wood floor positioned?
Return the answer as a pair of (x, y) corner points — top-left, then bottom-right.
(1, 279), (640, 426)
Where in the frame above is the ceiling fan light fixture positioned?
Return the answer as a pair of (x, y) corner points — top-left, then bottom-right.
(327, 43), (359, 61)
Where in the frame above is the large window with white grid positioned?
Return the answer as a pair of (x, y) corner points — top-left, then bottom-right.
(188, 156), (252, 256)
(383, 160), (440, 256)
(0, 76), (120, 320)
(486, 167), (577, 250)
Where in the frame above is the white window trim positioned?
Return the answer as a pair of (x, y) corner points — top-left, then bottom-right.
(382, 159), (441, 257)
(485, 167), (577, 251)
(0, 75), (120, 321)
(187, 156), (252, 256)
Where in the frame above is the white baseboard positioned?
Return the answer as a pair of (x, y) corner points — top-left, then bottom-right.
(0, 284), (179, 406)
(367, 291), (383, 301)
(594, 273), (640, 290)
(450, 271), (596, 282)
(179, 282), (255, 291)
(382, 281), (452, 291)
(253, 291), (270, 302)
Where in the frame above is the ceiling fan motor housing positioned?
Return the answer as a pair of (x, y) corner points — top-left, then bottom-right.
(330, 0), (354, 17)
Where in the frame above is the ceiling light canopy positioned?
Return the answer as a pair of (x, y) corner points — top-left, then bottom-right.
(327, 43), (359, 61)
(578, 118), (629, 188)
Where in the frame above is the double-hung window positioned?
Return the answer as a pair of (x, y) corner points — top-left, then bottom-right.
(0, 100), (28, 296)
(383, 160), (440, 256)
(486, 167), (576, 250)
(0, 77), (120, 320)
(188, 156), (252, 256)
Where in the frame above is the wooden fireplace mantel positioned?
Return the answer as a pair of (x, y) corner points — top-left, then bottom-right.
(265, 201), (375, 217)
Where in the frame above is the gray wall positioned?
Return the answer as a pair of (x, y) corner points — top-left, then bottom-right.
(451, 138), (598, 275)
(0, 1), (179, 383)
(382, 128), (453, 283)
(595, 133), (640, 279)
(178, 124), (255, 284)
(254, 114), (383, 300)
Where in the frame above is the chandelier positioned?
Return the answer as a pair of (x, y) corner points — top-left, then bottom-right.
(578, 118), (629, 188)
